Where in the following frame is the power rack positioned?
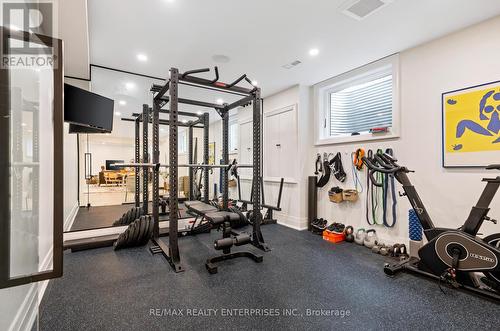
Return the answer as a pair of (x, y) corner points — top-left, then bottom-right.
(121, 67), (268, 272)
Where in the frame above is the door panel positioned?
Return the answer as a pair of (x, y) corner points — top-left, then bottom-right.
(278, 110), (297, 180)
(0, 27), (63, 289)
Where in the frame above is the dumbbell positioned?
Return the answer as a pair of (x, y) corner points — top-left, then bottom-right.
(344, 226), (355, 243)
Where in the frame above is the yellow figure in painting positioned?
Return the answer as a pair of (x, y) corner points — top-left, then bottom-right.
(445, 86), (500, 153)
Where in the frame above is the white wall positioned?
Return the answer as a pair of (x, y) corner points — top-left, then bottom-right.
(64, 78), (85, 227)
(313, 16), (500, 245)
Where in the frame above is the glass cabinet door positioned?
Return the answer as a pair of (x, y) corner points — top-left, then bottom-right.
(0, 26), (63, 289)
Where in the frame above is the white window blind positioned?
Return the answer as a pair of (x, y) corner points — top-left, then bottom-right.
(329, 74), (393, 136)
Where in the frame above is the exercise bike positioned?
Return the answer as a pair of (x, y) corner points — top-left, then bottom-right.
(362, 152), (500, 300)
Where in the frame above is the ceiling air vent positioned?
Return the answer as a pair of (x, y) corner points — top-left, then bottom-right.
(340, 0), (393, 20)
(282, 60), (302, 70)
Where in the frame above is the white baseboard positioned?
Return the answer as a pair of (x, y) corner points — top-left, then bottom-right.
(64, 201), (79, 232)
(8, 283), (38, 331)
(8, 241), (55, 331)
(38, 246), (54, 305)
(276, 212), (308, 231)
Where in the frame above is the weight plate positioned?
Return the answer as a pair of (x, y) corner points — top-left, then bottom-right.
(129, 209), (137, 224)
(120, 223), (130, 247)
(130, 208), (137, 223)
(138, 216), (147, 244)
(126, 221), (138, 246)
(143, 216), (153, 244)
(147, 216), (154, 238)
(138, 216), (148, 245)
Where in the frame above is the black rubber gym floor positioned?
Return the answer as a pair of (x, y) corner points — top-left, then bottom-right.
(70, 204), (191, 231)
(70, 205), (132, 231)
(41, 225), (499, 330)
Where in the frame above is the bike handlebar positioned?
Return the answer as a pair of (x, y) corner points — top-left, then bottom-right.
(361, 156), (404, 174)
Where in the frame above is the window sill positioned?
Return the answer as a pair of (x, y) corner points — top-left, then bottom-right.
(315, 131), (399, 146)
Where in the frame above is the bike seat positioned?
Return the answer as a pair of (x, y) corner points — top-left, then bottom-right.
(486, 164), (500, 170)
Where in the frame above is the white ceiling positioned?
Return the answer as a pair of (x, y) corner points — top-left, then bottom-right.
(86, 0), (500, 137)
(88, 0), (500, 95)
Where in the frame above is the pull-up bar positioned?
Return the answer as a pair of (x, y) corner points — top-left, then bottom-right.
(151, 66), (257, 99)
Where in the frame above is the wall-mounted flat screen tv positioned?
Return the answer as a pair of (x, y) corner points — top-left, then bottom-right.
(64, 83), (114, 133)
(68, 124), (110, 134)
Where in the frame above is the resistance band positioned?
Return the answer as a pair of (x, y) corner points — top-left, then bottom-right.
(351, 149), (364, 193)
(366, 149), (384, 225)
(382, 148), (397, 227)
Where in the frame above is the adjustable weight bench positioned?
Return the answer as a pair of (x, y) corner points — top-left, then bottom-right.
(204, 211), (263, 274)
(184, 201), (219, 234)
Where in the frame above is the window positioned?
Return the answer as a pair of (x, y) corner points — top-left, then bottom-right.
(329, 75), (392, 136)
(314, 55), (399, 145)
(229, 121), (238, 153)
(178, 130), (187, 154)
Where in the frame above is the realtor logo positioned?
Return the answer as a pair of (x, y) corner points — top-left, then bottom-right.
(1, 1), (57, 68)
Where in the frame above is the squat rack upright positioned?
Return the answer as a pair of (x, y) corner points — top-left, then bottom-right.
(148, 67), (267, 272)
(121, 106), (209, 211)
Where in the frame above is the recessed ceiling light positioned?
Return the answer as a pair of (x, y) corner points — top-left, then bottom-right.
(309, 48), (319, 56)
(119, 100), (127, 106)
(115, 111), (122, 116)
(216, 98), (224, 105)
(251, 80), (258, 86)
(125, 82), (135, 90)
(137, 53), (148, 62)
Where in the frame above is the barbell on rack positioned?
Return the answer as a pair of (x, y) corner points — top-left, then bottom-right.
(112, 163), (253, 169)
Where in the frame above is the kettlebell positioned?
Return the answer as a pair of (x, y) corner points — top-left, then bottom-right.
(363, 229), (378, 249)
(372, 241), (383, 254)
(354, 228), (366, 245)
(380, 245), (390, 256)
(344, 226), (354, 243)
